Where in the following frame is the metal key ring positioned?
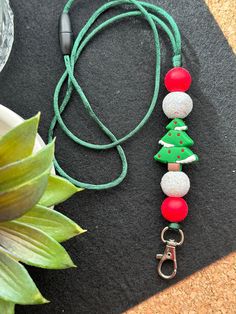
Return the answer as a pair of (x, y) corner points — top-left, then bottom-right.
(161, 226), (184, 246)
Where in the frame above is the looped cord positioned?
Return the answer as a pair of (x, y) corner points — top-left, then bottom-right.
(48, 0), (182, 190)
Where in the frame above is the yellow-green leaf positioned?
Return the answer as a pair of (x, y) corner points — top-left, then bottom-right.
(0, 249), (47, 305)
(17, 205), (86, 242)
(0, 299), (15, 314)
(0, 170), (50, 222)
(39, 175), (83, 207)
(0, 221), (75, 269)
(0, 141), (54, 192)
(0, 114), (40, 167)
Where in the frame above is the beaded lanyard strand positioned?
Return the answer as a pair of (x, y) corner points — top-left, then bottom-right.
(49, 0), (199, 279)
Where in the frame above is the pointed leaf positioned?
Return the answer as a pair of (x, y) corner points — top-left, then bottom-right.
(0, 141), (54, 192)
(0, 221), (75, 269)
(0, 114), (40, 167)
(0, 299), (15, 314)
(39, 175), (83, 207)
(0, 170), (50, 222)
(0, 249), (47, 305)
(17, 205), (86, 242)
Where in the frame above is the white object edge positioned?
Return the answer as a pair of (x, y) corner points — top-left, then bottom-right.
(0, 104), (55, 173)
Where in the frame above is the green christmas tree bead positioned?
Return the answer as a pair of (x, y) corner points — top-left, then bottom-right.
(159, 130), (194, 148)
(166, 118), (188, 131)
(154, 146), (199, 164)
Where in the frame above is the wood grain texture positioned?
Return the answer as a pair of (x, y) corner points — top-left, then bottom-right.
(205, 0), (236, 53)
(125, 253), (236, 314)
(125, 1), (236, 313)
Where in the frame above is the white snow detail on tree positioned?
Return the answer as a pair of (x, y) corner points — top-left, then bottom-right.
(158, 140), (174, 147)
(175, 126), (187, 131)
(176, 154), (198, 164)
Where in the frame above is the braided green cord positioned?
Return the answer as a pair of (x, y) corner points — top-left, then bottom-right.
(48, 0), (182, 190)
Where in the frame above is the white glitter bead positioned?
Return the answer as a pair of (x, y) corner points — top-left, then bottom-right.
(162, 92), (193, 119)
(160, 171), (190, 197)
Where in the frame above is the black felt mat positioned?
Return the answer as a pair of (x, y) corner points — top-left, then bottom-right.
(0, 0), (236, 313)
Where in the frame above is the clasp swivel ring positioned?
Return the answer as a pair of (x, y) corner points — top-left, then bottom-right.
(156, 226), (184, 280)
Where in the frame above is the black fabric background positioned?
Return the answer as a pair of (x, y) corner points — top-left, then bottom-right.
(0, 0), (236, 313)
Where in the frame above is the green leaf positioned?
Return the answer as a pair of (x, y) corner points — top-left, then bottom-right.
(0, 170), (50, 222)
(17, 205), (86, 242)
(0, 299), (15, 314)
(0, 141), (54, 192)
(0, 221), (75, 269)
(39, 175), (83, 207)
(0, 114), (40, 167)
(0, 249), (47, 305)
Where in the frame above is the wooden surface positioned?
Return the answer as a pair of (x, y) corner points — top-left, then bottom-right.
(205, 0), (236, 53)
(126, 253), (236, 314)
(125, 1), (236, 313)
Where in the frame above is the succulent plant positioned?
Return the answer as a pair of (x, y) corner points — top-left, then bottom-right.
(0, 113), (85, 313)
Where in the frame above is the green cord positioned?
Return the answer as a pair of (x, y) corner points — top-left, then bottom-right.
(48, 0), (182, 190)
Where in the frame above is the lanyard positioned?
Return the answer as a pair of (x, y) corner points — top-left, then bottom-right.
(48, 0), (181, 190)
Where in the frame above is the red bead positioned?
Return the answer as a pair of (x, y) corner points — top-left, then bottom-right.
(161, 197), (188, 222)
(164, 67), (192, 92)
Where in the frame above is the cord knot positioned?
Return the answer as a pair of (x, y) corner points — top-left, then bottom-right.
(172, 54), (182, 67)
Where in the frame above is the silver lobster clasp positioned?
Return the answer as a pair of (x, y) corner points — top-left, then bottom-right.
(156, 226), (184, 280)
